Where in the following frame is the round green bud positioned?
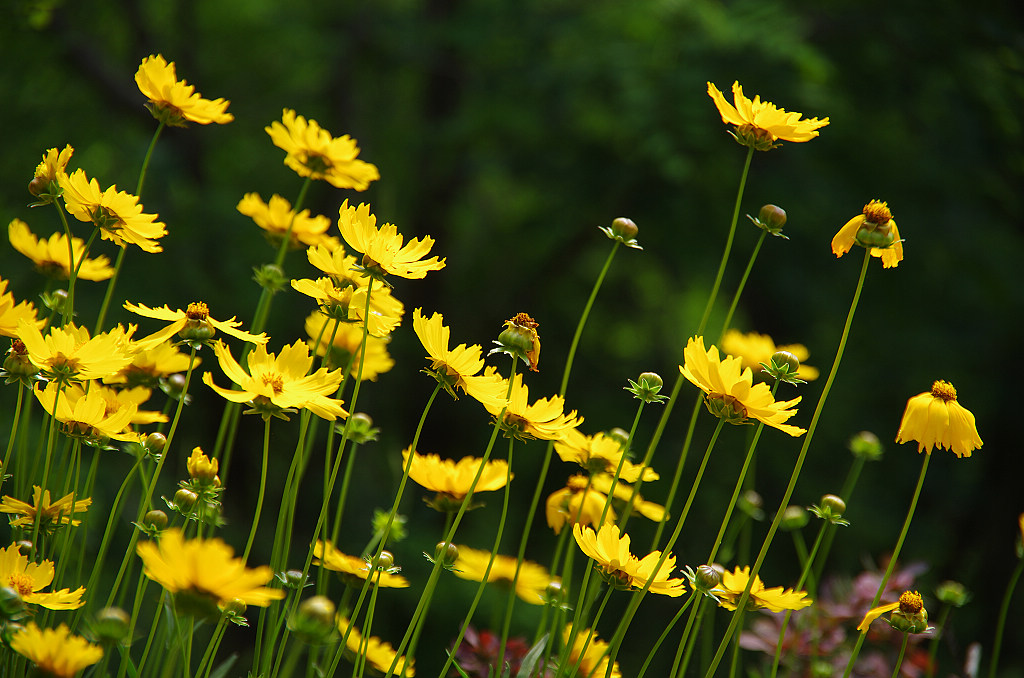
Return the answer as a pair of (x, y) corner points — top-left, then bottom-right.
(606, 428), (630, 446)
(28, 176), (48, 197)
(695, 564), (722, 591)
(779, 505), (809, 531)
(144, 432), (166, 454)
(290, 595), (337, 645)
(0, 587), (26, 618)
(545, 579), (565, 603)
(92, 607), (131, 644)
(222, 598), (247, 616)
(350, 412), (373, 428)
(757, 204), (787, 230)
(610, 217), (638, 240)
(173, 488), (198, 512)
(434, 542), (459, 568)
(282, 570), (307, 589)
(771, 351), (800, 374)
(144, 510), (168, 531)
(935, 580), (970, 607)
(638, 372), (663, 391)
(820, 494), (846, 515)
(375, 550), (395, 571)
(848, 431), (883, 460)
(164, 373), (187, 399)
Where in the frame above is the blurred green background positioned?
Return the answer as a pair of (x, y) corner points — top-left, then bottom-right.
(2, 0), (1022, 675)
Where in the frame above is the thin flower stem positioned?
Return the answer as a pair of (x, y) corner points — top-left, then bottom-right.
(31, 379), (67, 555)
(812, 454), (867, 586)
(717, 229), (768, 343)
(891, 633), (910, 678)
(635, 593), (696, 678)
(562, 584), (614, 678)
(54, 202), (78, 325)
(0, 383), (25, 497)
(987, 551), (1024, 678)
(770, 521), (831, 678)
(925, 604), (952, 678)
(197, 617), (229, 678)
(671, 597), (705, 678)
(560, 240), (619, 397)
(649, 396), (701, 549)
(242, 417), (273, 561)
(137, 121), (166, 196)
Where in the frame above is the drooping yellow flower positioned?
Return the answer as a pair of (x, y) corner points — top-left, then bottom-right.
(9, 623), (103, 678)
(0, 543), (85, 610)
(17, 320), (135, 383)
(562, 625), (621, 678)
(554, 430), (658, 483)
(483, 369), (582, 442)
(680, 336), (806, 436)
(1, 278), (43, 338)
(411, 309), (508, 408)
(59, 169), (167, 253)
(237, 192), (337, 249)
(857, 590), (927, 633)
(103, 339), (200, 388)
(721, 329), (819, 382)
(29, 145), (75, 202)
(338, 201), (446, 280)
(135, 54), (233, 126)
(403, 448), (511, 501)
(136, 528), (285, 608)
(831, 199), (904, 268)
(895, 380), (982, 458)
(546, 479), (615, 535)
(34, 382), (148, 442)
(8, 218), (114, 281)
(0, 486), (91, 531)
(266, 109), (380, 190)
(202, 340), (347, 421)
(451, 545), (553, 604)
(338, 617), (415, 677)
(305, 312), (394, 381)
(124, 301), (267, 350)
(573, 523), (686, 597)
(707, 81), (829, 149)
(292, 277), (402, 337)
(714, 566), (812, 612)
(587, 473), (667, 523)
(313, 541), (409, 587)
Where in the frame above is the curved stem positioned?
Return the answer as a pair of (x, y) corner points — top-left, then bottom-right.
(891, 633), (910, 678)
(988, 555), (1023, 678)
(243, 417), (273, 561)
(560, 241), (619, 397)
(717, 228), (767, 342)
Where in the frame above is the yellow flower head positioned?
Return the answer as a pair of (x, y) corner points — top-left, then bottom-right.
(8, 218), (114, 281)
(186, 447), (220, 486)
(857, 590), (927, 633)
(292, 277), (402, 337)
(484, 370), (582, 442)
(1, 278), (43, 338)
(562, 625), (621, 678)
(29, 145), (75, 202)
(554, 430), (658, 483)
(313, 540), (409, 587)
(135, 54), (233, 126)
(10, 623), (103, 678)
(338, 201), (446, 280)
(573, 523), (686, 597)
(587, 473), (666, 523)
(680, 336), (806, 436)
(831, 199), (904, 268)
(0, 485), (91, 531)
(339, 618), (415, 677)
(0, 543), (85, 610)
(59, 169), (167, 253)
(124, 301), (268, 350)
(403, 448), (511, 503)
(546, 477), (615, 535)
(237, 192), (336, 249)
(714, 566), (812, 612)
(305, 312), (395, 381)
(104, 339), (200, 388)
(34, 382), (142, 444)
(266, 109), (380, 190)
(707, 81), (829, 149)
(451, 544), (553, 604)
(17, 320), (135, 383)
(721, 329), (819, 382)
(411, 309), (506, 408)
(895, 380), (982, 458)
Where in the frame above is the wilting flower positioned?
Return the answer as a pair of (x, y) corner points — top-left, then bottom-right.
(714, 566), (812, 612)
(338, 617), (415, 677)
(707, 81), (829, 149)
(337, 201), (446, 280)
(34, 382), (142, 443)
(104, 339), (200, 388)
(8, 219), (114, 281)
(124, 301), (267, 350)
(554, 430), (658, 483)
(831, 199), (904, 269)
(17, 320), (134, 383)
(135, 54), (233, 126)
(237, 192), (336, 249)
(313, 541), (409, 587)
(59, 169), (167, 253)
(305, 312), (394, 381)
(484, 370), (582, 442)
(0, 486), (91, 531)
(28, 144), (75, 203)
(680, 336), (806, 436)
(9, 623), (103, 678)
(563, 625), (621, 678)
(857, 590), (929, 633)
(0, 543), (85, 610)
(721, 329), (819, 382)
(451, 545), (553, 604)
(895, 380), (982, 458)
(1, 278), (42, 338)
(266, 109), (379, 190)
(573, 523), (686, 596)
(491, 312), (541, 373)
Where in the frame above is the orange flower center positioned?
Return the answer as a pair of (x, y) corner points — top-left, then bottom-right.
(186, 302), (210, 320)
(509, 312), (539, 329)
(930, 380), (958, 402)
(7, 572), (35, 596)
(262, 373), (285, 394)
(862, 200), (892, 225)
(899, 590), (924, 614)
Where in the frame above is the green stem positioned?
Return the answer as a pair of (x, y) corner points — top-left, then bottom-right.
(770, 521), (831, 678)
(0, 383), (26, 497)
(987, 553), (1024, 678)
(560, 240), (619, 397)
(891, 633), (910, 678)
(243, 417), (273, 561)
(635, 593), (696, 678)
(925, 604), (952, 678)
(717, 228), (767, 342)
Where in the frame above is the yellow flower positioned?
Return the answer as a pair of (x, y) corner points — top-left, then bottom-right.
(9, 623), (103, 678)
(313, 540), (410, 587)
(135, 54), (233, 126)
(1, 277), (43, 338)
(124, 301), (267, 350)
(237, 192), (337, 249)
(0, 485), (91, 531)
(266, 109), (380, 189)
(304, 312), (394, 381)
(857, 590), (927, 633)
(29, 145), (75, 202)
(403, 448), (511, 501)
(707, 81), (829, 149)
(562, 625), (621, 678)
(451, 544), (553, 604)
(554, 430), (659, 483)
(411, 309), (507, 408)
(720, 329), (819, 382)
(17, 320), (135, 383)
(587, 473), (666, 523)
(59, 169), (167, 253)
(33, 382), (140, 444)
(679, 336), (806, 436)
(103, 339), (201, 388)
(895, 380), (982, 458)
(8, 218), (114, 281)
(292, 277), (402, 337)
(714, 566), (812, 612)
(831, 199), (904, 268)
(186, 447), (220, 486)
(338, 617), (415, 676)
(572, 523), (686, 597)
(484, 369), (582, 442)
(0, 543), (85, 610)
(337, 201), (446, 280)
(136, 528), (285, 608)
(546, 479), (615, 535)
(304, 243), (408, 322)
(203, 339), (348, 420)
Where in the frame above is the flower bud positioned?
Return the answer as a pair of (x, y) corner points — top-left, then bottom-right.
(935, 581), (970, 607)
(762, 350), (805, 385)
(28, 176), (49, 198)
(3, 340), (37, 378)
(625, 372), (668, 403)
(738, 490), (765, 520)
(821, 494), (846, 515)
(490, 313), (540, 372)
(848, 431), (883, 461)
(186, 447), (220, 487)
(889, 590), (929, 634)
(606, 428), (630, 446)
(144, 432), (166, 455)
(780, 505), (809, 531)
(599, 217), (642, 249)
(544, 579), (566, 606)
(289, 595), (337, 645)
(0, 587), (26, 619)
(144, 510), (168, 531)
(374, 550), (395, 571)
(42, 289), (69, 314)
(434, 542), (459, 568)
(253, 263), (288, 293)
(15, 541), (33, 556)
(173, 488), (198, 512)
(221, 598), (247, 616)
(758, 205), (787, 230)
(280, 570), (308, 590)
(346, 412), (379, 445)
(695, 564), (722, 592)
(91, 607), (131, 645)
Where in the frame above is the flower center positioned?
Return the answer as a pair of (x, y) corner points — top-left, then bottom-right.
(862, 200), (892, 225)
(930, 380), (958, 402)
(8, 572), (35, 596)
(262, 373), (285, 394)
(898, 590), (924, 614)
(186, 302), (210, 320)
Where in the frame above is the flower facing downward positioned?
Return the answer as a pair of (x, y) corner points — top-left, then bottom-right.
(707, 81), (829, 150)
(714, 566), (812, 612)
(17, 320), (134, 383)
(451, 545), (553, 604)
(338, 201), (446, 280)
(59, 169), (167, 253)
(237, 193), (336, 249)
(125, 301), (267, 350)
(135, 54), (233, 126)
(266, 109), (380, 189)
(313, 541), (410, 588)
(403, 448), (510, 507)
(10, 623), (103, 678)
(895, 380), (982, 458)
(831, 199), (904, 268)
(33, 382), (140, 444)
(8, 218), (114, 281)
(29, 145), (74, 203)
(0, 544), (85, 610)
(572, 523), (686, 596)
(0, 486), (91, 531)
(563, 626), (622, 678)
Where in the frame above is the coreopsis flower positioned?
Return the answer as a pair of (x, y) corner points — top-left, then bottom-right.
(305, 312), (394, 380)
(237, 192), (336, 249)
(338, 618), (415, 677)
(28, 144), (74, 203)
(679, 336), (806, 436)
(135, 54), (233, 126)
(0, 543), (85, 609)
(451, 545), (553, 604)
(491, 312), (541, 372)
(572, 523), (686, 596)
(707, 81), (829, 150)
(202, 340), (347, 421)
(304, 243), (408, 322)
(484, 369), (582, 442)
(56, 380), (166, 427)
(266, 109), (380, 190)
(588, 473), (667, 523)
(554, 430), (658, 483)
(412, 309), (508, 407)
(546, 477), (616, 535)
(0, 486), (91, 531)
(337, 200), (445, 280)
(292, 277), (402, 337)
(103, 339), (200, 388)
(403, 448), (510, 511)
(34, 382), (140, 444)
(1, 278), (43, 338)
(186, 447), (220, 487)
(9, 623), (103, 678)
(714, 566), (812, 612)
(831, 199), (904, 269)
(895, 380), (982, 458)
(563, 625), (621, 678)
(59, 169), (167, 253)
(8, 219), (114, 281)
(313, 541), (410, 587)
(857, 590), (929, 634)
(721, 329), (819, 382)
(17, 320), (134, 383)
(124, 301), (267, 350)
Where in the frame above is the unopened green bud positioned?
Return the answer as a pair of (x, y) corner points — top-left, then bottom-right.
(3, 340), (37, 377)
(779, 505), (809, 531)
(758, 205), (787, 229)
(144, 510), (168, 531)
(544, 579), (565, 605)
(695, 564), (721, 591)
(281, 570), (308, 590)
(144, 432), (166, 454)
(0, 587), (26, 619)
(253, 263), (288, 293)
(173, 488), (198, 512)
(849, 431), (883, 461)
(221, 598), (247, 616)
(290, 595), (337, 645)
(162, 373), (188, 401)
(762, 350), (805, 385)
(738, 490), (765, 520)
(374, 550), (395, 571)
(434, 542), (459, 568)
(772, 351), (800, 374)
(935, 581), (970, 607)
(92, 607), (131, 644)
(346, 412), (379, 445)
(599, 217), (642, 249)
(821, 494), (846, 515)
(625, 372), (668, 403)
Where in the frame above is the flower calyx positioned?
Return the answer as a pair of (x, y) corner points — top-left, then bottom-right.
(490, 312), (541, 372)
(598, 217), (642, 249)
(808, 494), (850, 527)
(746, 204), (789, 239)
(624, 371), (668, 404)
(760, 350), (806, 385)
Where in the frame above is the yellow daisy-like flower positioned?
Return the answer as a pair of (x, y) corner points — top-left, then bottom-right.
(17, 320), (135, 383)
(338, 617), (415, 677)
(484, 370), (582, 442)
(562, 625), (621, 678)
(895, 380), (982, 458)
(714, 566), (812, 612)
(33, 382), (140, 444)
(292, 277), (402, 337)
(135, 54), (233, 126)
(1, 278), (43, 338)
(237, 192), (337, 249)
(831, 199), (904, 269)
(572, 523), (686, 597)
(857, 590), (927, 633)
(403, 448), (511, 501)
(554, 430), (659, 483)
(0, 486), (91, 531)
(8, 219), (114, 281)
(136, 528), (285, 608)
(546, 480), (615, 535)
(587, 473), (666, 523)
(707, 81), (829, 149)
(59, 169), (167, 253)
(186, 447), (220, 486)
(312, 540), (410, 587)
(305, 312), (394, 381)
(451, 544), (553, 604)
(266, 109), (380, 190)
(124, 301), (267, 350)
(721, 329), (819, 382)
(28, 144), (75, 202)
(9, 623), (103, 678)
(0, 543), (85, 610)
(679, 336), (806, 437)
(412, 309), (508, 408)
(103, 339), (200, 388)
(337, 200), (446, 280)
